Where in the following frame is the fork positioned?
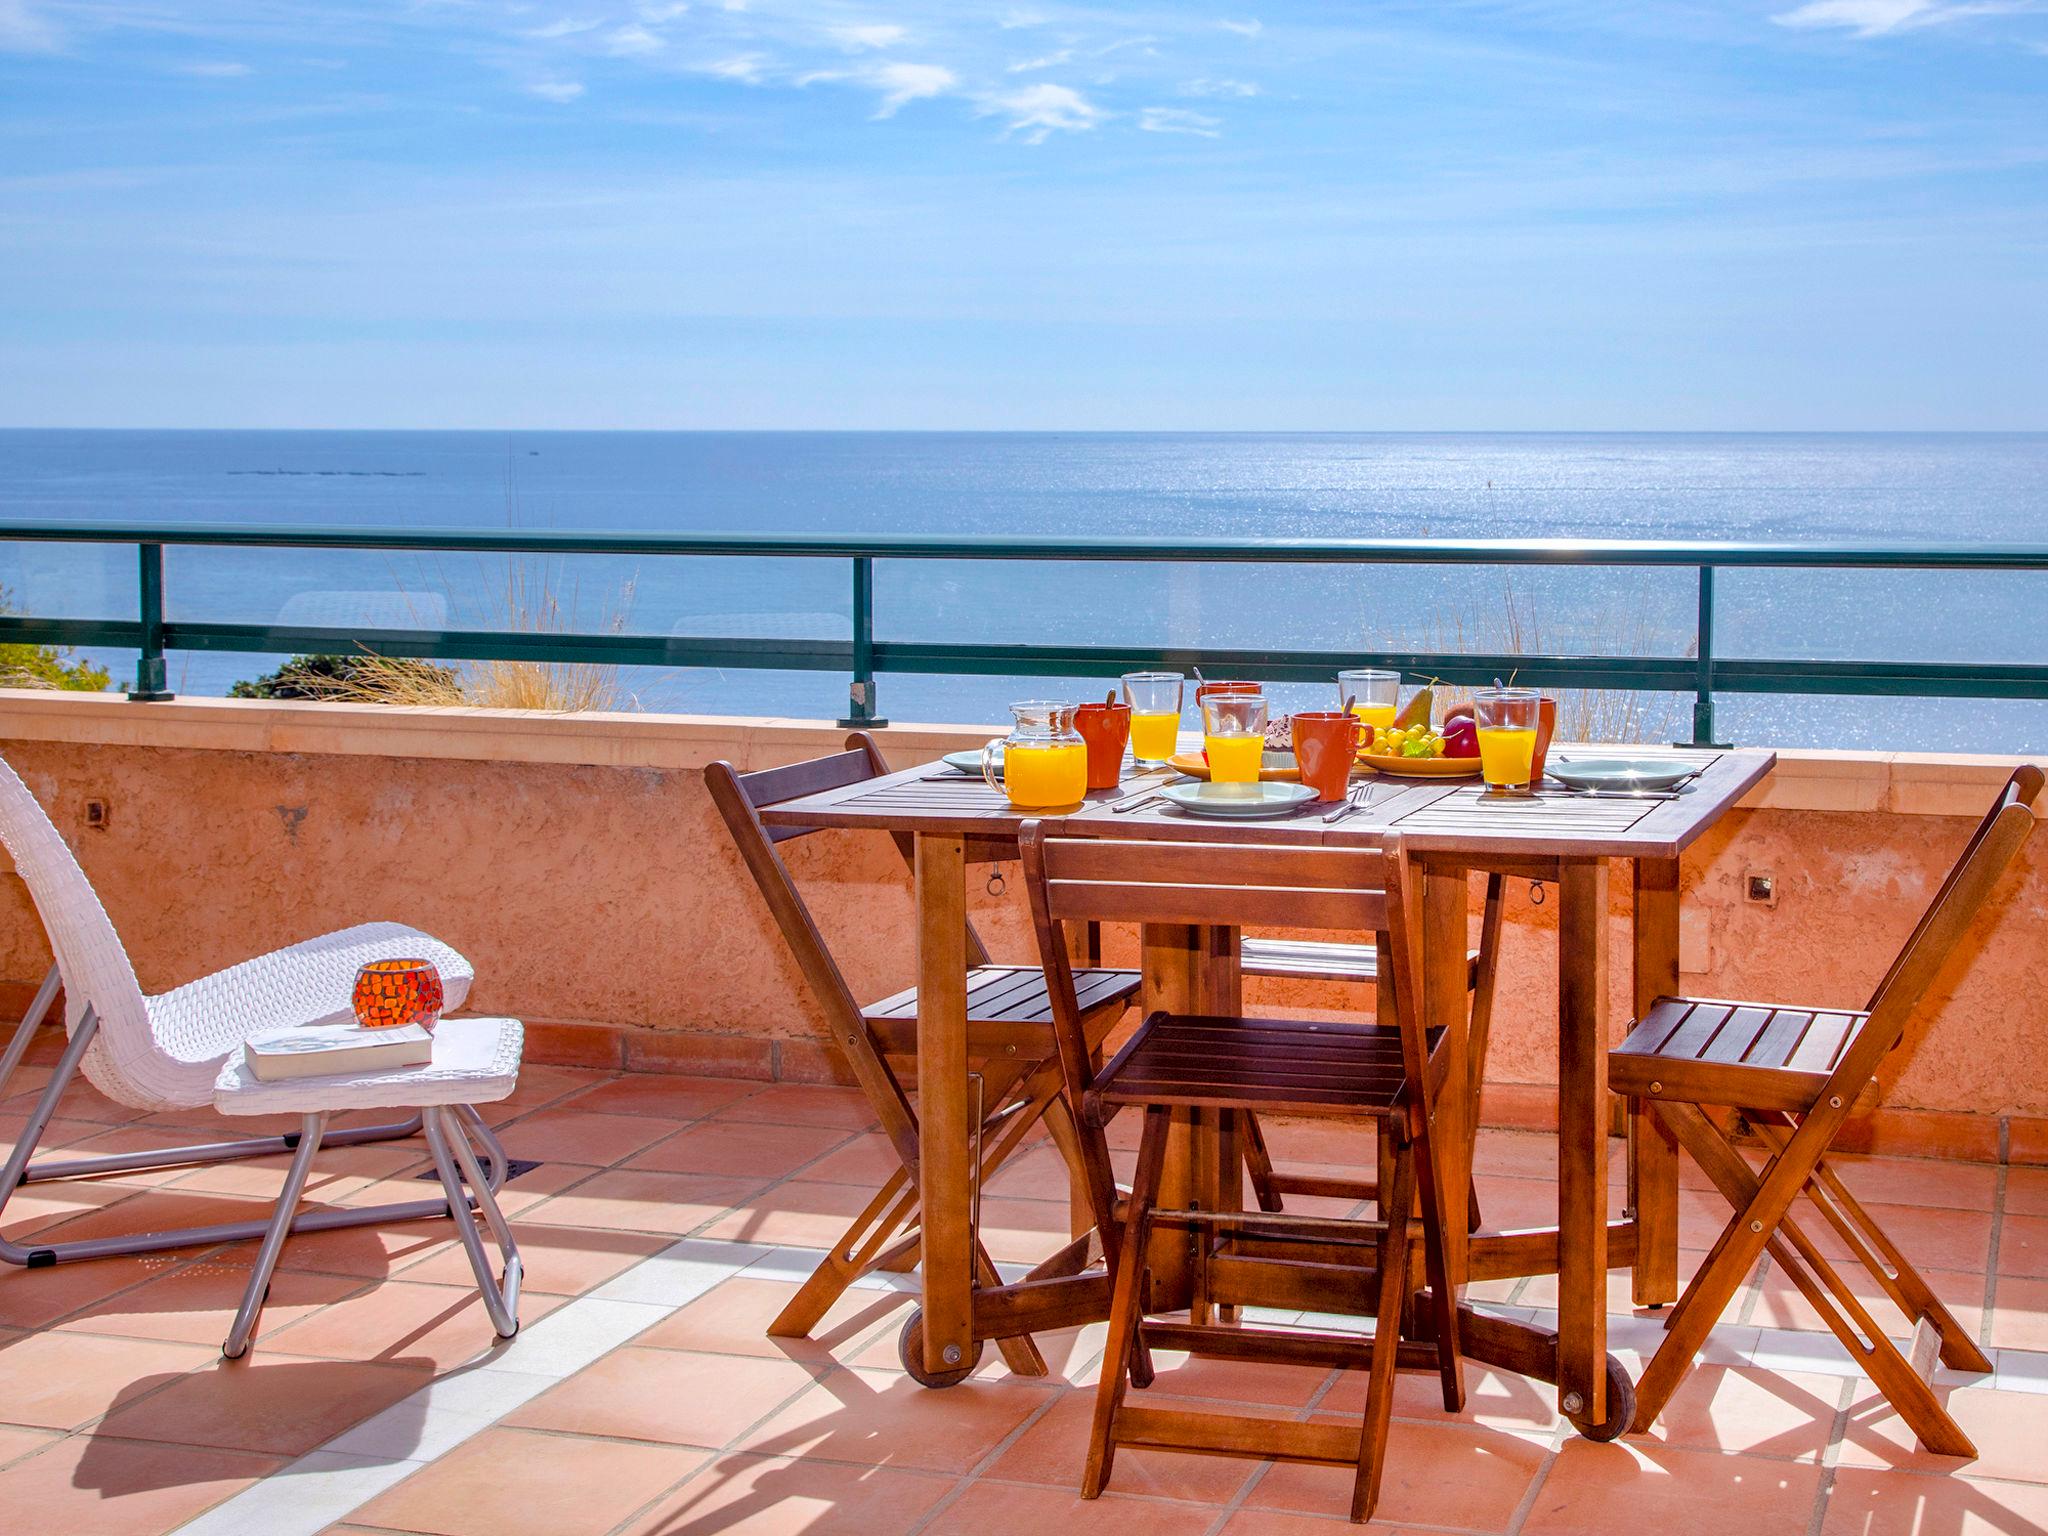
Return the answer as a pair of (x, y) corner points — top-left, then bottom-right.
(1323, 783), (1377, 824)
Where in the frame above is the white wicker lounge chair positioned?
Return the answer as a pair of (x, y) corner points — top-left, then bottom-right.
(0, 751), (515, 1275)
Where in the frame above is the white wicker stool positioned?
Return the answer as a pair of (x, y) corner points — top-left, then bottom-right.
(212, 1015), (526, 1359)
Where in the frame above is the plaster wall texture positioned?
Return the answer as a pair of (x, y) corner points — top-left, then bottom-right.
(0, 693), (2041, 1153)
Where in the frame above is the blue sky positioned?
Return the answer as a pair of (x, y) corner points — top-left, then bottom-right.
(1, 0), (2044, 429)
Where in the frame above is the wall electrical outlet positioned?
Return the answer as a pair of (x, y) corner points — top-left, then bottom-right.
(83, 799), (111, 831)
(1745, 871), (1777, 906)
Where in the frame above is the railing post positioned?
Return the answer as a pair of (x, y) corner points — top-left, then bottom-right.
(1689, 564), (1720, 747)
(128, 542), (174, 701)
(837, 555), (887, 730)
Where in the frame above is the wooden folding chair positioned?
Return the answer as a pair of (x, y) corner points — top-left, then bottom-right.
(1613, 765), (2041, 1456)
(708, 733), (1140, 1383)
(1021, 826), (1463, 1524)
(1238, 874), (1505, 1227)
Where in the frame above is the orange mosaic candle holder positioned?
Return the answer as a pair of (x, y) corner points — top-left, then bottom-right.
(352, 958), (444, 1031)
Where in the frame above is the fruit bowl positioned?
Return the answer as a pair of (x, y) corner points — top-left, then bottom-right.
(1354, 753), (1484, 780)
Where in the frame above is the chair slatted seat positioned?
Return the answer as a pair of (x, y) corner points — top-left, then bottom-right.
(708, 734), (1138, 1380)
(1240, 936), (1482, 987)
(1022, 825), (1462, 1525)
(1612, 1000), (1880, 1116)
(1615, 765), (2041, 1461)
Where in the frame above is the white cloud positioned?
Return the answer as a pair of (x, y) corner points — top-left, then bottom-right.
(833, 22), (907, 51)
(526, 17), (604, 40)
(528, 78), (586, 102)
(0, 0), (56, 52)
(1139, 105), (1219, 137)
(869, 60), (954, 116)
(699, 52), (770, 82)
(177, 60), (253, 78)
(1219, 18), (1262, 37)
(1771, 0), (2028, 34)
(1007, 49), (1072, 72)
(637, 1), (689, 17)
(987, 81), (1103, 143)
(1182, 76), (1258, 98)
(605, 24), (664, 56)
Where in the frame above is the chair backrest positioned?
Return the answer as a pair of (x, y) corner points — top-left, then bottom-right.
(1021, 827), (1431, 1111)
(0, 751), (154, 1101)
(1835, 765), (2042, 1096)
(704, 732), (933, 1164)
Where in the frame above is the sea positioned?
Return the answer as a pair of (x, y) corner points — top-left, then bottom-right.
(1, 430), (2043, 752)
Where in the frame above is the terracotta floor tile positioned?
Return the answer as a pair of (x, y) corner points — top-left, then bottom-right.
(1989, 1274), (2048, 1351)
(923, 1480), (1217, 1535)
(169, 1143), (421, 1201)
(0, 1433), (281, 1536)
(618, 1450), (957, 1535)
(1221, 1511), (1417, 1535)
(698, 1179), (886, 1249)
(712, 1085), (880, 1130)
(356, 1426), (706, 1536)
(565, 1074), (764, 1121)
(2005, 1168), (2048, 1217)
(520, 1168), (765, 1235)
(42, 1126), (230, 1188)
(976, 1194), (1082, 1265)
(1247, 1417), (1547, 1530)
(25, 1187), (282, 1249)
(1998, 1213), (2048, 1278)
(770, 1130), (897, 1187)
(1826, 1156), (2002, 1213)
(258, 1279), (563, 1368)
(393, 1220), (667, 1295)
(1142, 1349), (1333, 1409)
(261, 1212), (456, 1279)
(1520, 1440), (1822, 1536)
(1750, 1261), (1986, 1342)
(57, 1259), (365, 1346)
(0, 1424), (59, 1469)
(498, 1108), (675, 1167)
(1260, 1119), (1382, 1168)
(0, 1253), (174, 1330)
(984, 1388), (1257, 1504)
(625, 1120), (850, 1180)
(1820, 1467), (2048, 1534)
(983, 1140), (1073, 1201)
(1470, 1176), (1566, 1231)
(1804, 1203), (1994, 1276)
(636, 1276), (908, 1363)
(1631, 1364), (1842, 1460)
(0, 1329), (214, 1429)
(735, 1366), (1051, 1474)
(507, 1345), (822, 1448)
(330, 1152), (589, 1220)
(94, 1353), (436, 1455)
(480, 1064), (616, 1121)
(1319, 1361), (1561, 1439)
(0, 1182), (201, 1243)
(1835, 1384), (2048, 1483)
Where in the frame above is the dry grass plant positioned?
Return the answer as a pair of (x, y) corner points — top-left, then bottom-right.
(304, 561), (635, 713)
(1382, 573), (1693, 745)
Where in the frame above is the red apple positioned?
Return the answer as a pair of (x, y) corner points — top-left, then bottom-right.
(1443, 719), (1480, 758)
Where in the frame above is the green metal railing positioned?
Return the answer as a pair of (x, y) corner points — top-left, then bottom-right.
(2, 520), (2046, 744)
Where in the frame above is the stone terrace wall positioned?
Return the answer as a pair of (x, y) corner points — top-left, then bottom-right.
(1, 692), (2042, 1162)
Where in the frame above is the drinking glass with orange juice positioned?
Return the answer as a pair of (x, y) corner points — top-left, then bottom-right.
(981, 702), (1088, 808)
(1473, 687), (1541, 792)
(1201, 694), (1269, 784)
(1121, 671), (1185, 763)
(1337, 668), (1401, 735)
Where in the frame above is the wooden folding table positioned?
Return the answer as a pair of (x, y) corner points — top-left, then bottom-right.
(758, 745), (1774, 1438)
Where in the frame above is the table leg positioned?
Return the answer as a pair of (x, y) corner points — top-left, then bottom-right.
(916, 834), (973, 1378)
(1557, 859), (1610, 1430)
(1140, 921), (1239, 1316)
(1630, 857), (1682, 1308)
(1421, 867), (1471, 1289)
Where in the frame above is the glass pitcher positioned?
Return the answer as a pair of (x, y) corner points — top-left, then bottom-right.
(982, 701), (1088, 809)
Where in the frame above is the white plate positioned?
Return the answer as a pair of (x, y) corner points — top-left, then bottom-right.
(1546, 757), (1696, 793)
(1160, 781), (1317, 819)
(941, 749), (988, 777)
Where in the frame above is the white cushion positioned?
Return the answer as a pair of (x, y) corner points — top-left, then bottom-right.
(214, 1016), (523, 1115)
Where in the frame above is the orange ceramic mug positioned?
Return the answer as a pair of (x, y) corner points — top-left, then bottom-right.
(1073, 700), (1132, 791)
(1531, 696), (1559, 783)
(1291, 711), (1369, 802)
(1193, 680), (1262, 705)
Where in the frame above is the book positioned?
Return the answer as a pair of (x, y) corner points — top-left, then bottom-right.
(245, 1022), (434, 1082)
